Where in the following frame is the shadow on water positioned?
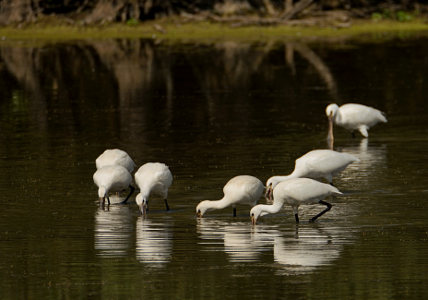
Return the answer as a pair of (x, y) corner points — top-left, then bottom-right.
(1, 37), (428, 299)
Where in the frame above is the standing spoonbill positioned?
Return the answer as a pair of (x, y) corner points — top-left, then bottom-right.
(265, 149), (358, 200)
(93, 165), (135, 206)
(134, 162), (173, 215)
(196, 175), (264, 218)
(326, 103), (387, 141)
(96, 149), (136, 173)
(251, 178), (342, 225)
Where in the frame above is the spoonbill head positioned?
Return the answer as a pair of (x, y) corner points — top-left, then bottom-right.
(326, 103), (387, 140)
(134, 162), (173, 215)
(196, 175), (264, 218)
(95, 149), (136, 173)
(252, 178), (343, 225)
(93, 165), (134, 206)
(265, 149), (358, 200)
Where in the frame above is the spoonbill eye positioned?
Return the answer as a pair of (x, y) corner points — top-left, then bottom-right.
(251, 213), (254, 216)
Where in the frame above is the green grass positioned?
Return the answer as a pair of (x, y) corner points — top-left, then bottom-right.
(1, 18), (428, 43)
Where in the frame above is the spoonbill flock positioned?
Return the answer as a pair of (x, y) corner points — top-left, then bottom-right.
(93, 102), (387, 224)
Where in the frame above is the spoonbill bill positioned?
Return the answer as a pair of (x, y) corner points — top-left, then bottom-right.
(326, 103), (387, 141)
(265, 149), (357, 199)
(196, 175), (264, 218)
(93, 165), (135, 206)
(134, 162), (173, 215)
(251, 178), (342, 224)
(96, 149), (136, 173)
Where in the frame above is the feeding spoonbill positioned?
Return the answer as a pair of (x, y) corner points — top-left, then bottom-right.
(93, 165), (135, 206)
(251, 178), (342, 225)
(196, 175), (264, 218)
(134, 162), (173, 215)
(265, 149), (358, 200)
(95, 149), (136, 173)
(326, 103), (387, 141)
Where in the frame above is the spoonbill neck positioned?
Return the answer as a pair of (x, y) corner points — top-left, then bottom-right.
(272, 173), (300, 184)
(332, 109), (342, 124)
(205, 197), (233, 210)
(259, 200), (284, 214)
(98, 187), (107, 198)
(138, 183), (154, 198)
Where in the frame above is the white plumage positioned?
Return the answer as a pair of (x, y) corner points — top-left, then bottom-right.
(251, 178), (342, 224)
(265, 149), (358, 199)
(93, 165), (134, 206)
(95, 149), (136, 173)
(134, 162), (173, 214)
(196, 175), (264, 217)
(326, 103), (387, 139)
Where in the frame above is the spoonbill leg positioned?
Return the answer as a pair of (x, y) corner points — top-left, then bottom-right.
(309, 200), (332, 223)
(121, 185), (135, 204)
(164, 199), (170, 211)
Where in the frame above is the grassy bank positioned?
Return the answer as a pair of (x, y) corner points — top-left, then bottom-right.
(1, 18), (428, 42)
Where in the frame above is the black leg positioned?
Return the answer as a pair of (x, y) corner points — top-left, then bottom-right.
(107, 196), (111, 205)
(121, 185), (135, 204)
(294, 213), (299, 223)
(309, 200), (332, 223)
(164, 199), (170, 211)
(233, 207), (237, 217)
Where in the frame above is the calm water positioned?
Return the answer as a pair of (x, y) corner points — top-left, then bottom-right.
(0, 36), (428, 299)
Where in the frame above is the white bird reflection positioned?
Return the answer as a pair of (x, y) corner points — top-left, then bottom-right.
(135, 217), (173, 266)
(271, 226), (346, 275)
(197, 218), (267, 262)
(337, 138), (387, 182)
(94, 205), (134, 257)
(197, 218), (352, 271)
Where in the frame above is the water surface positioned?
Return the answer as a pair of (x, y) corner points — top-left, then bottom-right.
(0, 37), (428, 299)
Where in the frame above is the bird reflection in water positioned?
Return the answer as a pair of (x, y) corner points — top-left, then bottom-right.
(94, 205), (134, 257)
(197, 218), (267, 262)
(135, 217), (173, 266)
(272, 225), (346, 275)
(337, 138), (387, 184)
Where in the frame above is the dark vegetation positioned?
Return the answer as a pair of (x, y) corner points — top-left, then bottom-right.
(0, 0), (427, 26)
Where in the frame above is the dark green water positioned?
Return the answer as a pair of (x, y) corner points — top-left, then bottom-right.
(0, 37), (428, 299)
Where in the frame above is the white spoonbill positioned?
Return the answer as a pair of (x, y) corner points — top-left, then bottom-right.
(134, 162), (173, 215)
(265, 149), (358, 200)
(326, 103), (387, 140)
(196, 175), (264, 218)
(251, 178), (342, 225)
(96, 149), (136, 173)
(93, 165), (135, 206)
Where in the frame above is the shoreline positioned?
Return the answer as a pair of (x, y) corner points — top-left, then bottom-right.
(1, 18), (428, 43)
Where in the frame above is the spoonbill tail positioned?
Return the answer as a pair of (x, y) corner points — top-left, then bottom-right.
(134, 162), (173, 215)
(196, 175), (264, 218)
(251, 178), (342, 225)
(265, 149), (357, 200)
(96, 149), (136, 173)
(326, 103), (387, 141)
(93, 165), (135, 206)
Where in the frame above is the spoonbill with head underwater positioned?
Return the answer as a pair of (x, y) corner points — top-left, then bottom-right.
(196, 175), (264, 218)
(251, 178), (342, 225)
(326, 103), (387, 142)
(134, 162), (173, 215)
(93, 165), (135, 206)
(265, 149), (357, 200)
(96, 149), (136, 173)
